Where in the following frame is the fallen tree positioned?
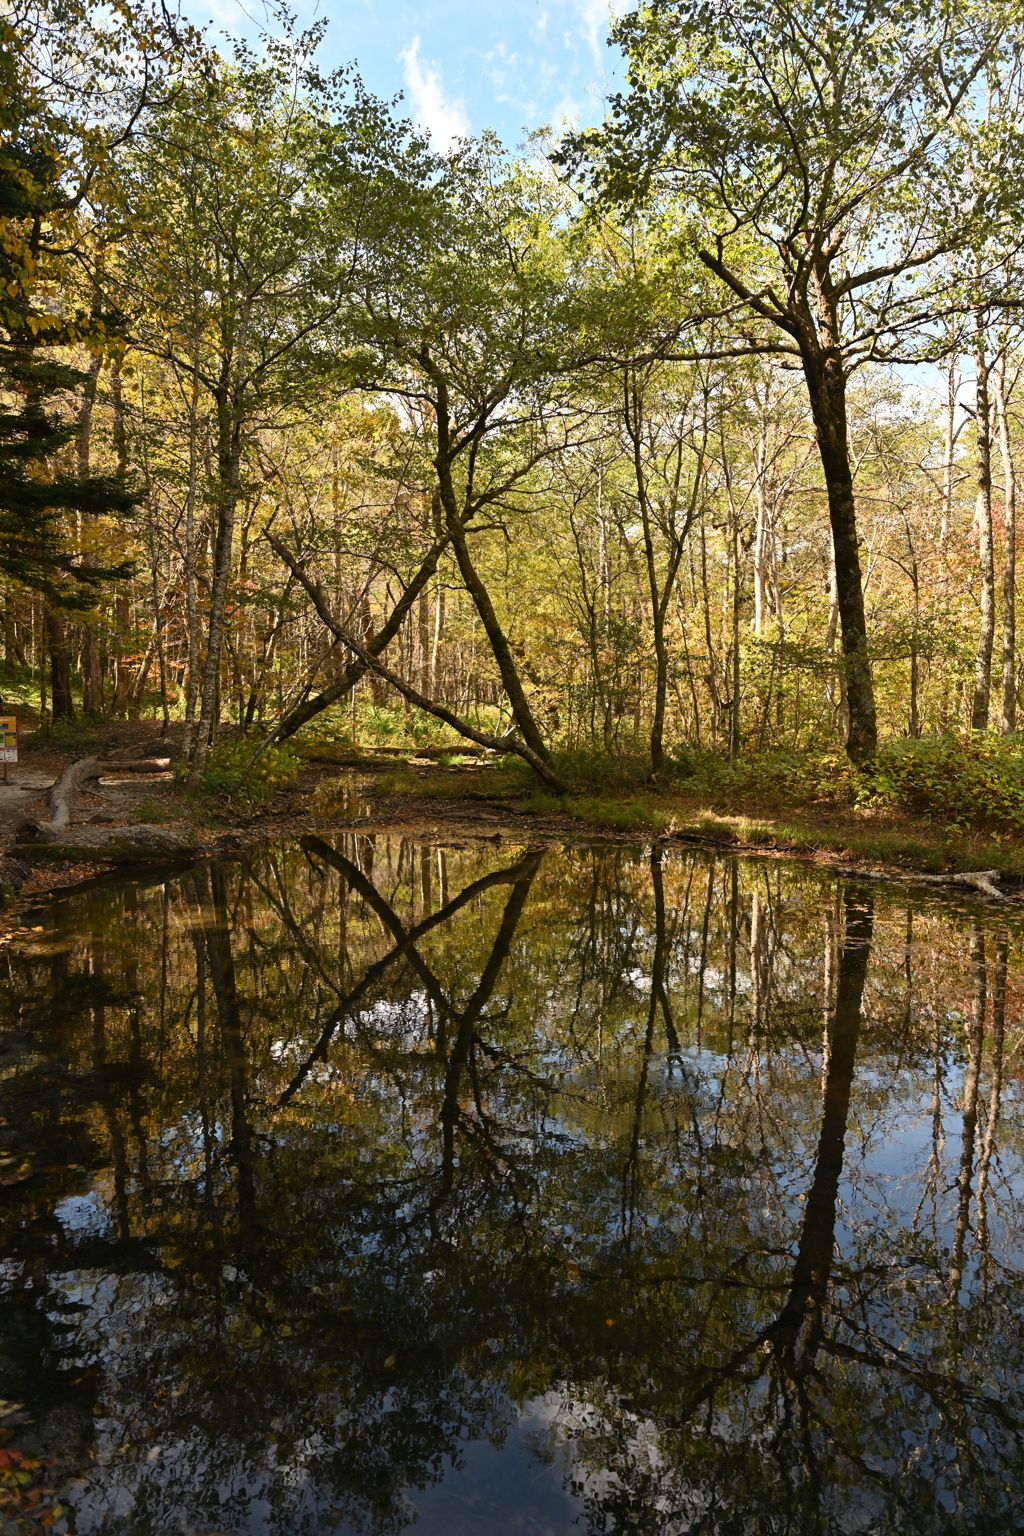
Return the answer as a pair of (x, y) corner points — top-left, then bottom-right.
(19, 756), (107, 838)
(833, 865), (1011, 900)
(15, 756), (194, 859)
(14, 830), (195, 862)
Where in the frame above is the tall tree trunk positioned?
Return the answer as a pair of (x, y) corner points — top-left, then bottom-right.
(627, 371), (671, 776)
(111, 593), (132, 716)
(971, 317), (995, 732)
(46, 609), (74, 720)
(76, 351), (104, 715)
(431, 575), (445, 702)
(417, 584), (431, 695)
(730, 510), (741, 757)
(752, 423), (770, 637)
(801, 350), (876, 762)
(35, 601), (46, 718)
(993, 351), (1016, 732)
(699, 517), (722, 743)
(697, 248), (876, 762)
(189, 392), (242, 783)
(909, 560), (921, 739)
(941, 353), (960, 544)
(4, 598), (23, 675)
(182, 340), (202, 759)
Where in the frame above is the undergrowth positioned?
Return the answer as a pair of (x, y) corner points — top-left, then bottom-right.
(304, 729), (1024, 865)
(21, 716), (105, 752)
(198, 738), (302, 805)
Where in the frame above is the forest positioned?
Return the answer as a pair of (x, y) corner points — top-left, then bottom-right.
(7, 5), (1024, 1526)
(4, 0), (1024, 837)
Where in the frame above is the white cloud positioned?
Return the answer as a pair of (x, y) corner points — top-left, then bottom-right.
(575, 0), (607, 62)
(399, 37), (470, 151)
(571, 0), (629, 64)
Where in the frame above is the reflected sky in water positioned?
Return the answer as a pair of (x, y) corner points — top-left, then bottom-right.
(1, 836), (1023, 1534)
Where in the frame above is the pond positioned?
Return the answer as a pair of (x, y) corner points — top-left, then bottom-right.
(0, 835), (1022, 1535)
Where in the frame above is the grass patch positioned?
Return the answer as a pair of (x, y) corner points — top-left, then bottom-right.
(376, 767), (466, 800)
(136, 797), (178, 825)
(343, 736), (1024, 874)
(573, 798), (670, 834)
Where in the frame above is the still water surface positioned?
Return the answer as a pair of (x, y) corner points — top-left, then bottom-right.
(1, 835), (1024, 1534)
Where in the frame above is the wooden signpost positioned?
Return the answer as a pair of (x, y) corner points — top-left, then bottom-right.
(0, 717), (17, 784)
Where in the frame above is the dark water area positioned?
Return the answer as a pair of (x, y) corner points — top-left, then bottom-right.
(1, 835), (1023, 1535)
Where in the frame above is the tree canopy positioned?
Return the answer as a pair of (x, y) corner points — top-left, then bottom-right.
(1, 0), (1024, 766)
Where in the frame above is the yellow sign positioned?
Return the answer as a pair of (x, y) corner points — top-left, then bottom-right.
(0, 717), (17, 764)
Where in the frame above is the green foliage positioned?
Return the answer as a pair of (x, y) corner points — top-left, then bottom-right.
(523, 786), (672, 835)
(567, 796), (671, 834)
(200, 738), (301, 804)
(300, 703), (458, 753)
(664, 745), (859, 804)
(0, 15), (138, 605)
(522, 790), (563, 815)
(862, 735), (1024, 832)
(661, 737), (1024, 833)
(554, 748), (652, 791)
(360, 705), (405, 745)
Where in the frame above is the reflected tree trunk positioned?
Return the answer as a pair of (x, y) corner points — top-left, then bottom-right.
(951, 924), (986, 1300)
(770, 888), (874, 1364)
(975, 928), (1007, 1285)
(433, 855), (542, 1205)
(202, 865), (255, 1231)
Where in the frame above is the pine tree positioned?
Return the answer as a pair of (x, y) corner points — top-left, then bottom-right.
(0, 25), (135, 611)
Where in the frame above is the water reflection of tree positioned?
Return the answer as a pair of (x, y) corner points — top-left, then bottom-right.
(0, 845), (1023, 1532)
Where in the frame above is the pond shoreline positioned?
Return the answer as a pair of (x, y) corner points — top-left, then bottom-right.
(2, 724), (1023, 914)
(1, 794), (1021, 923)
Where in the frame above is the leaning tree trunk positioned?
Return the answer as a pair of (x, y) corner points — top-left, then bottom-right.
(801, 349), (877, 763)
(971, 317), (995, 733)
(436, 457), (552, 766)
(275, 536), (449, 742)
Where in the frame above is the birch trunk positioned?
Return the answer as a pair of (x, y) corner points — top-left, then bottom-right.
(971, 318), (995, 732)
(993, 352), (1016, 732)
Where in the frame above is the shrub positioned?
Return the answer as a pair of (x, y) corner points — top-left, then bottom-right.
(200, 738), (301, 804)
(553, 749), (651, 791)
(672, 746), (860, 804)
(863, 735), (1024, 830)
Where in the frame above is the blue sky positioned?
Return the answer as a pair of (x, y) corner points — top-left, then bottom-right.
(204, 0), (625, 148)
